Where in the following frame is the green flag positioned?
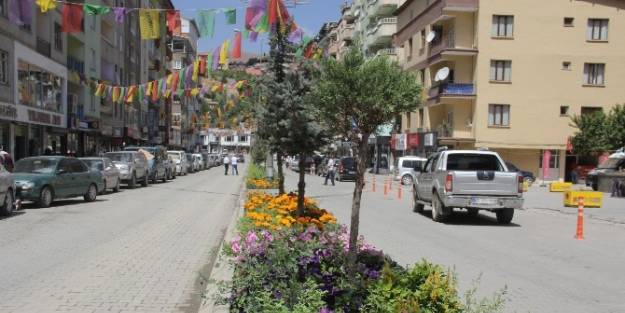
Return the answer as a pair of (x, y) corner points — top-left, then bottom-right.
(242, 29), (249, 39)
(84, 4), (111, 15)
(197, 10), (216, 38)
(224, 8), (236, 25)
(255, 13), (269, 33)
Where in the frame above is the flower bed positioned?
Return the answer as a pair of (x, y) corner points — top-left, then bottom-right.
(219, 192), (505, 312)
(246, 178), (280, 190)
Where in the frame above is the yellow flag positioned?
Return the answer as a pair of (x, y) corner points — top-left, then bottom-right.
(192, 61), (199, 82)
(36, 0), (57, 13)
(139, 9), (160, 40)
(219, 40), (230, 65)
(191, 88), (199, 97)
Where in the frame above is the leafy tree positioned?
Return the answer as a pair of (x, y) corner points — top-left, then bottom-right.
(606, 104), (625, 150)
(313, 48), (422, 270)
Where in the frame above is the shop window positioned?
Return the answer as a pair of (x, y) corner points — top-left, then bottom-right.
(17, 60), (64, 113)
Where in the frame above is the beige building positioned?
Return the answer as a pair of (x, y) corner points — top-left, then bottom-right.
(394, 0), (625, 181)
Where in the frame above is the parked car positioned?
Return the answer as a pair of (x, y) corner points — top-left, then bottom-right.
(200, 151), (211, 169)
(237, 154), (245, 163)
(104, 151), (150, 188)
(192, 154), (203, 172)
(505, 162), (536, 184)
(394, 156), (427, 185)
(165, 154), (176, 180)
(336, 157), (357, 181)
(413, 149), (523, 224)
(586, 149), (625, 191)
(0, 164), (16, 216)
(80, 157), (121, 193)
(168, 151), (188, 176)
(185, 154), (195, 173)
(124, 146), (168, 183)
(13, 156), (105, 208)
(208, 154), (219, 168)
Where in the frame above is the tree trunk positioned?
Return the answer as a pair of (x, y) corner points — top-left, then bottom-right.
(297, 153), (306, 216)
(277, 151), (285, 194)
(347, 133), (371, 273)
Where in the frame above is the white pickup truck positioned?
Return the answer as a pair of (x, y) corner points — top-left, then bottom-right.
(412, 149), (524, 224)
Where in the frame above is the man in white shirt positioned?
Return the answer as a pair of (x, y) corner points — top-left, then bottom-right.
(231, 154), (239, 175)
(223, 155), (230, 176)
(324, 157), (336, 186)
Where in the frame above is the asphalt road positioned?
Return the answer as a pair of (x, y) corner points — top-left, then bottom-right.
(285, 170), (625, 313)
(0, 165), (243, 313)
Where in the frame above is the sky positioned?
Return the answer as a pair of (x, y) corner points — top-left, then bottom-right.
(172, 0), (344, 56)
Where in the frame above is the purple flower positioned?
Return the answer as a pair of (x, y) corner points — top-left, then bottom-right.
(245, 231), (259, 245)
(231, 241), (241, 254)
(260, 230), (274, 242)
(319, 308), (333, 313)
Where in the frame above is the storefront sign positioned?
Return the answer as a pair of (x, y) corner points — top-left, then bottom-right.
(408, 133), (420, 148)
(26, 109), (63, 126)
(0, 103), (17, 119)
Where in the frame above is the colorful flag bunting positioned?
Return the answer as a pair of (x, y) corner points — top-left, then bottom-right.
(197, 10), (216, 38)
(62, 3), (83, 33)
(192, 61), (199, 82)
(212, 47), (220, 70)
(113, 7), (126, 23)
(139, 9), (160, 39)
(9, 0), (33, 26)
(126, 86), (137, 103)
(36, 0), (56, 13)
(219, 40), (230, 65)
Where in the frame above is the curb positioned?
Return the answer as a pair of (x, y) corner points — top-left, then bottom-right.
(198, 179), (247, 313)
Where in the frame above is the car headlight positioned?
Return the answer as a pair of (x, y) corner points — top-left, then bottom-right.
(16, 181), (35, 190)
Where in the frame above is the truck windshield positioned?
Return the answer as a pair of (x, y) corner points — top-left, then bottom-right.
(446, 154), (503, 171)
(598, 158), (622, 169)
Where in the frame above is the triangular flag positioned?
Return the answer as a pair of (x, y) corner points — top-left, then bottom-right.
(232, 31), (242, 59)
(113, 7), (126, 23)
(197, 10), (216, 38)
(62, 4), (83, 33)
(172, 71), (180, 91)
(84, 4), (110, 15)
(139, 9), (160, 40)
(166, 10), (181, 35)
(126, 86), (137, 103)
(224, 8), (237, 25)
(146, 82), (153, 97)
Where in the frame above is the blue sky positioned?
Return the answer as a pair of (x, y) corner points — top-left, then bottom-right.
(172, 0), (344, 55)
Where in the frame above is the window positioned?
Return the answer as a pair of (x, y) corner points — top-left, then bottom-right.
(239, 135), (248, 142)
(564, 17), (574, 27)
(581, 107), (602, 116)
(70, 159), (88, 173)
(172, 59), (182, 70)
(492, 15), (514, 38)
(539, 150), (560, 169)
(90, 48), (96, 71)
(488, 104), (510, 127)
(0, 49), (8, 85)
(560, 106), (569, 116)
(54, 23), (62, 51)
(562, 61), (571, 71)
(18, 60), (64, 113)
(406, 112), (412, 129)
(446, 154), (503, 171)
(0, 0), (6, 16)
(406, 38), (413, 61)
(587, 19), (608, 41)
(490, 60), (512, 82)
(583, 63), (605, 85)
(226, 136), (234, 142)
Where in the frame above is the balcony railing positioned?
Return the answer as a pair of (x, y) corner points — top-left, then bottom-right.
(428, 83), (475, 99)
(429, 30), (455, 56)
(67, 56), (85, 74)
(376, 47), (397, 56)
(36, 37), (51, 58)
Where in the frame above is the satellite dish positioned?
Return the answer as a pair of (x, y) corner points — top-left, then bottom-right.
(426, 31), (436, 43)
(435, 67), (450, 82)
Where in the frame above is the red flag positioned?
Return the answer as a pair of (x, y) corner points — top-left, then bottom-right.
(304, 42), (316, 59)
(199, 57), (206, 75)
(232, 31), (242, 59)
(172, 71), (180, 91)
(245, 7), (254, 30)
(268, 0), (278, 25)
(62, 4), (83, 33)
(151, 81), (159, 102)
(166, 10), (181, 35)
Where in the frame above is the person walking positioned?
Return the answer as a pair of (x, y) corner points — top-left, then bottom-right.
(223, 154), (231, 176)
(0, 146), (14, 172)
(324, 157), (336, 186)
(231, 154), (239, 175)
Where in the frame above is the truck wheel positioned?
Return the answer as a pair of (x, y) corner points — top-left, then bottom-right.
(431, 193), (449, 223)
(412, 187), (424, 213)
(467, 208), (479, 217)
(496, 208), (514, 224)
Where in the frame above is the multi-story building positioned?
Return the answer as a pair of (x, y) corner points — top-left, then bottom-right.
(169, 17), (199, 150)
(394, 0), (625, 180)
(352, 0), (404, 60)
(0, 1), (68, 159)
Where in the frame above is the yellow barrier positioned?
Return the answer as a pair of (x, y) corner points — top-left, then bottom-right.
(564, 191), (603, 208)
(523, 181), (529, 192)
(550, 182), (573, 192)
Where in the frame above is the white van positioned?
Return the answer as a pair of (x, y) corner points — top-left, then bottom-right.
(394, 156), (427, 185)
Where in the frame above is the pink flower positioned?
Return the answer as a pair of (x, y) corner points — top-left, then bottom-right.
(231, 241), (241, 255)
(245, 231), (259, 245)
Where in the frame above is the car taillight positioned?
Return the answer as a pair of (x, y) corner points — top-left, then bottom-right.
(518, 175), (524, 193)
(445, 174), (453, 192)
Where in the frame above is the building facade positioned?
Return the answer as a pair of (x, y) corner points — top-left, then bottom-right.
(352, 0), (404, 60)
(394, 0), (625, 180)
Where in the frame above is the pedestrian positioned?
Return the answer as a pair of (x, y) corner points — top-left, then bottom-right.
(231, 154), (239, 175)
(324, 157), (336, 186)
(223, 154), (230, 176)
(0, 146), (14, 172)
(570, 166), (579, 184)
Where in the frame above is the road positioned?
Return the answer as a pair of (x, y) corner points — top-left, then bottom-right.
(285, 170), (625, 313)
(0, 165), (243, 313)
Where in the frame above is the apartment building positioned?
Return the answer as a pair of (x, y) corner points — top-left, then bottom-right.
(394, 0), (625, 180)
(317, 5), (356, 60)
(352, 0), (405, 59)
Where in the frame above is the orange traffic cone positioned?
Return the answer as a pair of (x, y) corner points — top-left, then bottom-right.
(384, 178), (389, 196)
(397, 184), (402, 200)
(575, 198), (584, 240)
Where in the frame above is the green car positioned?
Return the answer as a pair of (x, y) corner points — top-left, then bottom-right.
(14, 156), (105, 208)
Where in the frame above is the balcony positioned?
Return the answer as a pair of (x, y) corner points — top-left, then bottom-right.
(340, 25), (354, 42)
(368, 0), (399, 16)
(428, 29), (477, 61)
(366, 17), (397, 47)
(428, 83), (475, 99)
(376, 47), (397, 57)
(67, 56), (85, 74)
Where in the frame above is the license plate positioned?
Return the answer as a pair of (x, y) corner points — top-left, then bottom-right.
(471, 197), (497, 206)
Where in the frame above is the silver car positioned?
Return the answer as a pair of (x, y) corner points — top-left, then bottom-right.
(0, 164), (16, 216)
(80, 157), (121, 193)
(104, 152), (150, 189)
(394, 156), (427, 185)
(168, 151), (188, 176)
